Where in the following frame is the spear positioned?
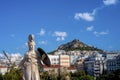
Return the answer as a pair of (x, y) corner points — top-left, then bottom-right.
(3, 50), (11, 65)
(2, 50), (22, 78)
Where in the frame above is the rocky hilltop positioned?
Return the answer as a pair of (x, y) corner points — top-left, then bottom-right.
(48, 39), (102, 54)
(57, 39), (102, 51)
(58, 39), (87, 49)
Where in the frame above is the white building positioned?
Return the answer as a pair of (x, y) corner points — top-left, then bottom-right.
(0, 66), (7, 75)
(105, 53), (120, 72)
(48, 55), (59, 65)
(60, 55), (70, 67)
(48, 54), (70, 67)
(84, 52), (105, 77)
(105, 53), (119, 59)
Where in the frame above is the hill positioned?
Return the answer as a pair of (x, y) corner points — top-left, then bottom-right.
(48, 39), (102, 54)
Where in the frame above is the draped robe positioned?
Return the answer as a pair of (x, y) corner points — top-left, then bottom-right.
(19, 50), (43, 80)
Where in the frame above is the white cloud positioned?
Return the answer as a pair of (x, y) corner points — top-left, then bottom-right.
(93, 31), (99, 36)
(24, 42), (28, 46)
(99, 31), (109, 35)
(93, 0), (118, 15)
(56, 36), (65, 41)
(93, 31), (109, 36)
(92, 5), (105, 15)
(1, 52), (21, 58)
(37, 28), (45, 36)
(38, 40), (47, 45)
(56, 37), (61, 41)
(53, 31), (67, 41)
(11, 53), (21, 57)
(103, 0), (118, 5)
(20, 42), (28, 49)
(74, 0), (119, 22)
(74, 12), (94, 21)
(54, 31), (67, 37)
(9, 53), (22, 62)
(86, 26), (94, 31)
(10, 34), (15, 37)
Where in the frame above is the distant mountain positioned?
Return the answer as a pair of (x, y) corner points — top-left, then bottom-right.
(48, 39), (102, 54)
(58, 39), (86, 49)
(57, 39), (102, 51)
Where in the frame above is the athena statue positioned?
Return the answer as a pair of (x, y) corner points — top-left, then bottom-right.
(19, 34), (50, 80)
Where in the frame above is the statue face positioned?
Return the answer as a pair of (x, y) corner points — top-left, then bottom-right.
(29, 45), (35, 50)
(28, 41), (35, 51)
(28, 34), (35, 51)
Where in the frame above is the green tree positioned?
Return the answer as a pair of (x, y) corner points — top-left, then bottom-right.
(97, 69), (120, 80)
(0, 73), (3, 80)
(73, 70), (86, 77)
(40, 71), (49, 80)
(2, 65), (22, 80)
(70, 70), (94, 80)
(80, 75), (94, 80)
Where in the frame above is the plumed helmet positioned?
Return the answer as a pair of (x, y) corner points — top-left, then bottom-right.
(28, 34), (34, 41)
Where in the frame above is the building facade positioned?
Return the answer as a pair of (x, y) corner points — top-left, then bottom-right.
(84, 52), (105, 77)
(48, 55), (70, 67)
(0, 66), (7, 75)
(60, 55), (70, 67)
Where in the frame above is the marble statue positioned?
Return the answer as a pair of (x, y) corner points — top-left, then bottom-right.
(19, 34), (50, 80)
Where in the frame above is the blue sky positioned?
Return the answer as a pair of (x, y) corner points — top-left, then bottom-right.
(0, 0), (120, 55)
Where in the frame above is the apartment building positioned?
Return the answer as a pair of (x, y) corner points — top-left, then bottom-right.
(0, 66), (7, 75)
(84, 52), (105, 77)
(60, 55), (70, 67)
(105, 54), (120, 72)
(48, 55), (59, 65)
(48, 55), (70, 67)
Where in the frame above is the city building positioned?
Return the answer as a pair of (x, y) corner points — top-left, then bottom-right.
(0, 66), (7, 75)
(43, 65), (76, 74)
(60, 55), (70, 67)
(105, 53), (120, 73)
(48, 55), (59, 65)
(84, 52), (105, 77)
(48, 55), (70, 67)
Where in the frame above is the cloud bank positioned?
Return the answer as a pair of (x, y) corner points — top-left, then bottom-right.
(93, 31), (109, 36)
(103, 0), (118, 5)
(74, 0), (119, 22)
(37, 28), (45, 36)
(53, 31), (67, 41)
(86, 26), (94, 31)
(38, 40), (47, 45)
(74, 12), (94, 21)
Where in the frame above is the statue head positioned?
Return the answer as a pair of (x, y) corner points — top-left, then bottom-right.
(28, 34), (34, 41)
(28, 34), (35, 51)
